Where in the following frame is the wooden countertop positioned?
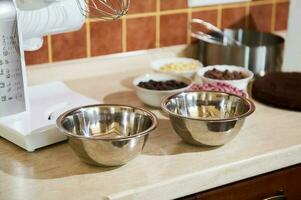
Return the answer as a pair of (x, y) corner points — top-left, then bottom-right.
(1, 46), (301, 200)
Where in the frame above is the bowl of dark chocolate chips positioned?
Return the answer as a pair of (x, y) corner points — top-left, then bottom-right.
(133, 73), (192, 107)
(197, 65), (253, 91)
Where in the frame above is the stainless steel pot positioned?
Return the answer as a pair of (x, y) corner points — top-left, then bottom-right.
(196, 29), (285, 76)
(191, 19), (285, 76)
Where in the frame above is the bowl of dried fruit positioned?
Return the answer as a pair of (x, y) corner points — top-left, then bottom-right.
(133, 73), (193, 107)
(197, 65), (254, 91)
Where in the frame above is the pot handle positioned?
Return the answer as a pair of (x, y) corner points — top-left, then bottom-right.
(190, 18), (242, 46)
(190, 18), (225, 45)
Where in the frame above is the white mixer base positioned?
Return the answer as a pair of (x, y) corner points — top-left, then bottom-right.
(0, 82), (99, 151)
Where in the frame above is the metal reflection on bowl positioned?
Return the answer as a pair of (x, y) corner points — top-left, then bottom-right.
(161, 91), (255, 146)
(56, 104), (158, 166)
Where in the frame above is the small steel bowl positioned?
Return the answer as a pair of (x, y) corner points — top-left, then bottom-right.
(161, 91), (255, 146)
(56, 104), (158, 166)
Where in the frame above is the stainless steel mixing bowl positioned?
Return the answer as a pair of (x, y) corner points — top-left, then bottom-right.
(161, 91), (255, 146)
(56, 104), (158, 166)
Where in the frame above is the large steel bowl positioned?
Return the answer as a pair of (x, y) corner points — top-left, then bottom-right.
(161, 91), (255, 146)
(56, 104), (158, 166)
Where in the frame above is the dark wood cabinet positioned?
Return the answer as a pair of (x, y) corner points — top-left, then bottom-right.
(180, 164), (301, 200)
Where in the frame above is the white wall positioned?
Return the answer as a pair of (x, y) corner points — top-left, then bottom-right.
(283, 0), (301, 71)
(188, 0), (250, 7)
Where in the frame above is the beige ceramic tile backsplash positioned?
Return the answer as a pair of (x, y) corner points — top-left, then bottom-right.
(25, 0), (290, 66)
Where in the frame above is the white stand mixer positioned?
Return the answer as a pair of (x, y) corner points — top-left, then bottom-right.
(0, 0), (129, 151)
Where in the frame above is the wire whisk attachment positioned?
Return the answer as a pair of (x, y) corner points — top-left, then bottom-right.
(76, 0), (130, 20)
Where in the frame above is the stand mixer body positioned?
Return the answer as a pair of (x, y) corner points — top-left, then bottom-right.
(0, 0), (27, 118)
(0, 0), (85, 118)
(18, 0), (86, 50)
(0, 0), (129, 151)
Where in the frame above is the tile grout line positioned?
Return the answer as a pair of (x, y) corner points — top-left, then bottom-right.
(275, 0), (289, 3)
(217, 5), (222, 29)
(126, 12), (157, 19)
(271, 0), (277, 32)
(156, 0), (160, 48)
(221, 2), (249, 9)
(191, 5), (220, 12)
(245, 1), (250, 29)
(187, 8), (192, 44)
(47, 35), (52, 63)
(159, 8), (188, 15)
(86, 18), (91, 57)
(249, 0), (274, 6)
(122, 17), (127, 52)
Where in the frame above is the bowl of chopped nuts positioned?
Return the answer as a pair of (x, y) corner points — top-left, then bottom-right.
(197, 65), (254, 91)
(151, 57), (203, 78)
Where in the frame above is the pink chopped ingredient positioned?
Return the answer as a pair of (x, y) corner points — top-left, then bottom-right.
(188, 82), (247, 97)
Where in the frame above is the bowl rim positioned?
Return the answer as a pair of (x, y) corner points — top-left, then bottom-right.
(161, 90), (255, 122)
(56, 104), (158, 141)
(197, 65), (254, 83)
(133, 73), (193, 93)
(151, 57), (203, 74)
